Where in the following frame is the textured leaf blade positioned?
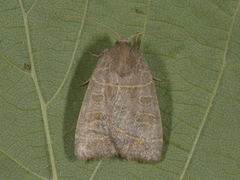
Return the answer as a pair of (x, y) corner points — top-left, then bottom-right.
(0, 0), (240, 180)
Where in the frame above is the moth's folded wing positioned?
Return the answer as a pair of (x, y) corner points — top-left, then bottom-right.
(109, 73), (163, 162)
(74, 80), (116, 160)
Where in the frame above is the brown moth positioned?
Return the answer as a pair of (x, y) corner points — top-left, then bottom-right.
(74, 34), (163, 162)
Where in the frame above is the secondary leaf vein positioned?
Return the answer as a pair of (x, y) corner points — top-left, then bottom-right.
(89, 160), (102, 180)
(47, 0), (90, 105)
(0, 149), (48, 180)
(179, 1), (240, 179)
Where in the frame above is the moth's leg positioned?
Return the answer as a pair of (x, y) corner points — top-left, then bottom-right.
(88, 48), (109, 58)
(132, 33), (142, 49)
(88, 51), (102, 57)
(75, 111), (117, 160)
(80, 79), (89, 86)
(153, 76), (168, 82)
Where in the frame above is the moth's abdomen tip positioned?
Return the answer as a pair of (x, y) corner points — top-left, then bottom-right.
(75, 153), (87, 161)
(140, 152), (162, 163)
(123, 152), (161, 163)
(74, 147), (87, 161)
(117, 144), (162, 163)
(74, 139), (117, 161)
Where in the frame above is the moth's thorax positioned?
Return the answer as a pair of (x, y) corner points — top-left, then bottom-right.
(108, 41), (141, 77)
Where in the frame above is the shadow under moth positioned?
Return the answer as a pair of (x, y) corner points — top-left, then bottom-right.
(74, 33), (163, 162)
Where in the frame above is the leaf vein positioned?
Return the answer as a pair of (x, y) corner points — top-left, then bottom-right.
(47, 0), (90, 105)
(0, 149), (48, 180)
(0, 52), (29, 75)
(89, 160), (102, 180)
(18, 0), (58, 179)
(179, 1), (240, 179)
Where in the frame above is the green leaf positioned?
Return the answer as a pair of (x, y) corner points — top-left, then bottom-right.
(0, 0), (240, 179)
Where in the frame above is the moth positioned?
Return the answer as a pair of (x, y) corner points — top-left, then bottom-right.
(74, 23), (163, 162)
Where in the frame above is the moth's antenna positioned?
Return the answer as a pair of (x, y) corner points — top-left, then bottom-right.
(69, 16), (121, 40)
(128, 30), (183, 41)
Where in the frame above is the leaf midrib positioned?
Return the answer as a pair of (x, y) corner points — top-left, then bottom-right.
(18, 0), (58, 179)
(17, 0), (89, 179)
(179, 1), (240, 179)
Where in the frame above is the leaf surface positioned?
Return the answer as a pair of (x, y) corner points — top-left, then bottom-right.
(0, 0), (240, 179)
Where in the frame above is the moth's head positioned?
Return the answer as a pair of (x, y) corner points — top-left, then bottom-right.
(114, 34), (142, 49)
(114, 36), (133, 48)
(114, 36), (130, 46)
(115, 35), (141, 47)
(117, 36), (129, 43)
